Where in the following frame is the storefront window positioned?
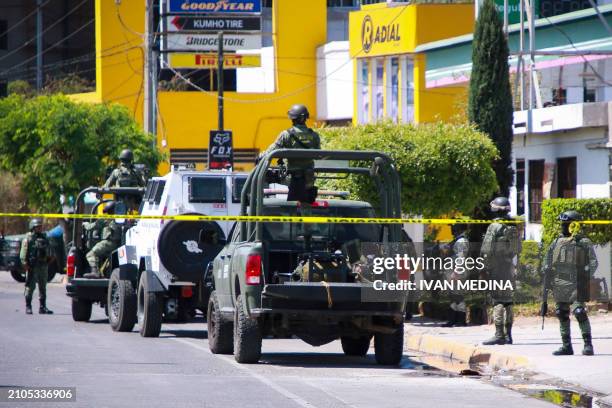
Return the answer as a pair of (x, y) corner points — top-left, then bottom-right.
(374, 58), (384, 121)
(402, 58), (414, 123)
(358, 59), (370, 124)
(389, 57), (399, 122)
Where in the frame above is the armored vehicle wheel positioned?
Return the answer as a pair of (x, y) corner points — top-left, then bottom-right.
(374, 324), (404, 366)
(10, 270), (25, 282)
(71, 298), (92, 322)
(108, 269), (137, 332)
(341, 335), (371, 357)
(137, 273), (163, 338)
(207, 291), (233, 354)
(233, 295), (261, 364)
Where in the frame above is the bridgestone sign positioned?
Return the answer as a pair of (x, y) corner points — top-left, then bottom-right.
(162, 34), (262, 52)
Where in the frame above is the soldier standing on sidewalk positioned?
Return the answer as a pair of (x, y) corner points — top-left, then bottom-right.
(20, 219), (53, 315)
(481, 197), (520, 345)
(542, 210), (598, 356)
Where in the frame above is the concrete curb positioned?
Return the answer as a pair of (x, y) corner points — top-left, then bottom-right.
(405, 334), (531, 371)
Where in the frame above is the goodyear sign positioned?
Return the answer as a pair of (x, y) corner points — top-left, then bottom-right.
(168, 53), (261, 69)
(349, 7), (413, 57)
(168, 0), (262, 14)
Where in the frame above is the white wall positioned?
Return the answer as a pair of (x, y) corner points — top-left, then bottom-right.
(236, 47), (276, 93)
(316, 41), (353, 122)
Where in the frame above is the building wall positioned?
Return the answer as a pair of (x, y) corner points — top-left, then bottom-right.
(348, 3), (474, 125)
(316, 41), (353, 122)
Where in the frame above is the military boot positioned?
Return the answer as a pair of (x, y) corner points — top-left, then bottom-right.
(482, 324), (506, 345)
(552, 336), (574, 355)
(83, 266), (102, 279)
(25, 298), (32, 315)
(39, 299), (53, 315)
(582, 334), (594, 356)
(505, 323), (513, 344)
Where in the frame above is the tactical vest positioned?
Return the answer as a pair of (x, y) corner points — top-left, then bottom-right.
(116, 166), (139, 187)
(27, 233), (48, 265)
(481, 222), (519, 259)
(551, 236), (587, 283)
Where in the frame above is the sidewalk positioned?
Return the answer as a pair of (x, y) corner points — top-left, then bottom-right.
(405, 314), (612, 401)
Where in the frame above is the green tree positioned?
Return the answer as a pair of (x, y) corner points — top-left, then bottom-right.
(468, 0), (514, 197)
(0, 94), (163, 212)
(319, 121), (499, 217)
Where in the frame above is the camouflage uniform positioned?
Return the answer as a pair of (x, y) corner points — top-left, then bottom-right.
(104, 163), (145, 211)
(481, 217), (520, 344)
(443, 232), (470, 326)
(20, 231), (51, 313)
(85, 220), (122, 278)
(543, 234), (598, 355)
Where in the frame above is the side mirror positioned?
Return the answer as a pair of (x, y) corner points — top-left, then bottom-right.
(200, 229), (222, 246)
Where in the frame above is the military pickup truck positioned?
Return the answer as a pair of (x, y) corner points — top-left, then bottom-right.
(205, 149), (408, 365)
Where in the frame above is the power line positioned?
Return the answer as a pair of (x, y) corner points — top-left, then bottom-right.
(0, 0), (51, 39)
(0, 0), (90, 65)
(1, 18), (95, 77)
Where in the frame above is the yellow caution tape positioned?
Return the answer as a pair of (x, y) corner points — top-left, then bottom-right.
(0, 212), (609, 225)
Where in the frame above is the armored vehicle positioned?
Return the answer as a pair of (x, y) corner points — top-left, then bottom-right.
(109, 168), (247, 337)
(205, 150), (407, 365)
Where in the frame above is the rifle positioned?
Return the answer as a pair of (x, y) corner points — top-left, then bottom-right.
(540, 243), (549, 330)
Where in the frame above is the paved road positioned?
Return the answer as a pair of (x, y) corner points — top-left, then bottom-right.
(0, 273), (556, 408)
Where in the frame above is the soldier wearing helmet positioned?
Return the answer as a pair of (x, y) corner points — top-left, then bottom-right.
(261, 104), (321, 202)
(104, 149), (145, 189)
(541, 210), (598, 356)
(20, 219), (53, 314)
(481, 197), (521, 345)
(84, 202), (123, 279)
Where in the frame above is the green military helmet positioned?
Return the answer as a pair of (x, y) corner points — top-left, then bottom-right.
(103, 201), (116, 214)
(490, 196), (511, 213)
(558, 210), (582, 222)
(119, 149), (134, 163)
(29, 218), (43, 231)
(288, 104), (309, 122)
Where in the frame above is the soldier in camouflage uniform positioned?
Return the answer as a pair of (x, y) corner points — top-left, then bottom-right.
(542, 210), (598, 356)
(262, 104), (321, 203)
(443, 224), (470, 327)
(84, 202), (122, 279)
(481, 197), (520, 345)
(104, 149), (145, 211)
(20, 219), (53, 315)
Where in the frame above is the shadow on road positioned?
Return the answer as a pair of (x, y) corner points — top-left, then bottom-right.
(160, 329), (208, 339)
(259, 352), (425, 370)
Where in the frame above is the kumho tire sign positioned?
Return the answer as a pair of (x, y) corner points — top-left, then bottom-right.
(168, 0), (262, 14)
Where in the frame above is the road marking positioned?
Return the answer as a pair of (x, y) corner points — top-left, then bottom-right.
(171, 337), (320, 408)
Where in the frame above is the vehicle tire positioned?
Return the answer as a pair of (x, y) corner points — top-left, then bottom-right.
(233, 295), (261, 364)
(137, 273), (163, 338)
(71, 298), (92, 322)
(207, 291), (233, 354)
(157, 219), (225, 283)
(341, 335), (371, 357)
(374, 324), (404, 366)
(10, 270), (26, 283)
(108, 269), (137, 332)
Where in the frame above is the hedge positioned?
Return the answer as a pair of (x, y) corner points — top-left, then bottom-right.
(541, 198), (612, 246)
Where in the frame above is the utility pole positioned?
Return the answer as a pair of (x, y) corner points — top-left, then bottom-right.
(36, 0), (43, 91)
(217, 31), (224, 132)
(144, 0), (157, 139)
(503, 0), (509, 37)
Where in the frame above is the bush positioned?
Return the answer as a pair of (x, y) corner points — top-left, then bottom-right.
(319, 121), (499, 217)
(0, 94), (163, 212)
(542, 198), (612, 247)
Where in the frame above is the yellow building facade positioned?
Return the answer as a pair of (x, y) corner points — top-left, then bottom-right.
(349, 3), (474, 125)
(73, 0), (327, 173)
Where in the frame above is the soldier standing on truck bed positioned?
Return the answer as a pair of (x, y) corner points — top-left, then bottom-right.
(84, 202), (122, 279)
(104, 149), (145, 211)
(262, 104), (321, 203)
(541, 211), (598, 356)
(20, 219), (53, 315)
